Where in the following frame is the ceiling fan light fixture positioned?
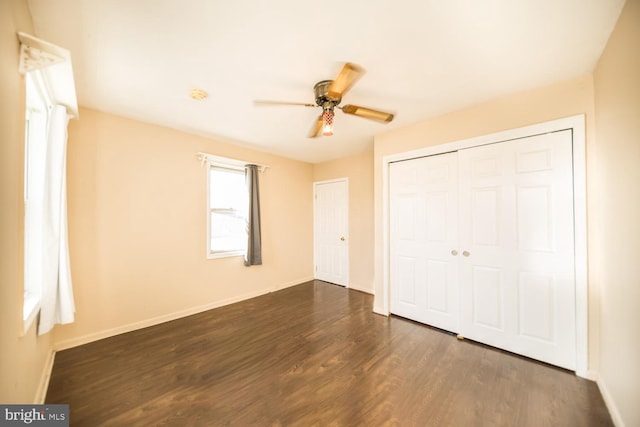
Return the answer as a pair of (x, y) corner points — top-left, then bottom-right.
(189, 88), (208, 100)
(322, 109), (334, 136)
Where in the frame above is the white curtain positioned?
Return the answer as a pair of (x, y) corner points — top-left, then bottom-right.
(38, 104), (75, 335)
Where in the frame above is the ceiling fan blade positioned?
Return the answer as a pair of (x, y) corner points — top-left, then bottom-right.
(327, 63), (365, 99)
(254, 100), (316, 107)
(308, 115), (324, 138)
(341, 104), (394, 123)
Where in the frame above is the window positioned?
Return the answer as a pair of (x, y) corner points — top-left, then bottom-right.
(207, 165), (248, 258)
(23, 71), (50, 332)
(19, 32), (78, 335)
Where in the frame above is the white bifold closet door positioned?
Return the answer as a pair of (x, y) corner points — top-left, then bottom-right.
(390, 152), (460, 333)
(390, 130), (577, 370)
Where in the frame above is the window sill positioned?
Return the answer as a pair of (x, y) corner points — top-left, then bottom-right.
(23, 294), (40, 336)
(208, 250), (245, 260)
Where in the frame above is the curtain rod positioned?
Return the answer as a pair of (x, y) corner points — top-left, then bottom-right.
(195, 152), (270, 173)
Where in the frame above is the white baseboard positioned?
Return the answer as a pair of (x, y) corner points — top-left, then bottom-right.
(372, 306), (389, 316)
(54, 279), (313, 351)
(274, 276), (315, 291)
(575, 367), (592, 379)
(347, 283), (374, 295)
(583, 369), (598, 381)
(35, 349), (56, 404)
(597, 376), (625, 427)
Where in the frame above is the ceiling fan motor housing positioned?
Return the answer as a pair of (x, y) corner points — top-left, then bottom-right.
(314, 80), (341, 110)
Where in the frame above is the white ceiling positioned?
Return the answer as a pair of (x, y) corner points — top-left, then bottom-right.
(27, 0), (624, 164)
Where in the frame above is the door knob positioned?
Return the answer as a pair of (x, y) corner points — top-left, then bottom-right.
(340, 237), (345, 241)
(463, 251), (470, 257)
(451, 250), (458, 256)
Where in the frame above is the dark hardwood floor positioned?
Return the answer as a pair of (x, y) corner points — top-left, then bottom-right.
(46, 280), (612, 426)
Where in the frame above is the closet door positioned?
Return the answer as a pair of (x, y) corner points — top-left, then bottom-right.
(458, 130), (576, 370)
(390, 153), (460, 332)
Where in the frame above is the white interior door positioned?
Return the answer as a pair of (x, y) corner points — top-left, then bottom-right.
(314, 179), (349, 286)
(389, 153), (460, 332)
(458, 130), (576, 370)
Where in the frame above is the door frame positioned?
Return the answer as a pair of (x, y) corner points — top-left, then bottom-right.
(379, 114), (588, 377)
(313, 178), (349, 287)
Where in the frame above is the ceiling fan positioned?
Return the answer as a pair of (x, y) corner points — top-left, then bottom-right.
(255, 63), (394, 138)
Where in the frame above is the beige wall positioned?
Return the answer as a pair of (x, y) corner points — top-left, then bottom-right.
(373, 74), (599, 367)
(593, 0), (640, 425)
(0, 0), (53, 403)
(313, 149), (374, 293)
(54, 108), (314, 347)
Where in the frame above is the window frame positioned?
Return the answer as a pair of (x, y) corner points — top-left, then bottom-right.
(206, 163), (248, 259)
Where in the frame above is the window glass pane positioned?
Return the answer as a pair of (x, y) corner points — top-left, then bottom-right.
(210, 211), (247, 252)
(207, 165), (249, 256)
(23, 72), (49, 326)
(209, 167), (246, 210)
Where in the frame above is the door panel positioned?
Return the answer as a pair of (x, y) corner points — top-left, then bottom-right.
(517, 185), (553, 251)
(398, 256), (418, 305)
(518, 272), (555, 342)
(390, 153), (459, 332)
(426, 259), (449, 312)
(471, 265), (503, 330)
(314, 180), (349, 286)
(471, 187), (500, 246)
(458, 130), (576, 370)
